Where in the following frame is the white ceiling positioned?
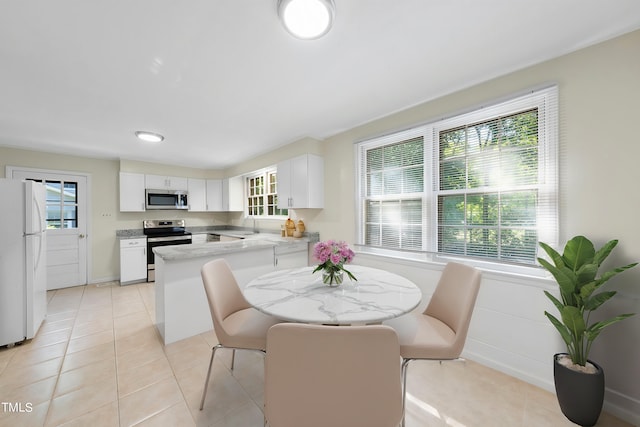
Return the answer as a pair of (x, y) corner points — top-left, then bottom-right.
(1, 1), (639, 169)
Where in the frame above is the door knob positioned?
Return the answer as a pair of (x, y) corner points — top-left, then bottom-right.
(79, 234), (86, 238)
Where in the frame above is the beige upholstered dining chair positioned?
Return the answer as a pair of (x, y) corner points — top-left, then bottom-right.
(264, 323), (404, 427)
(199, 258), (281, 411)
(384, 261), (481, 426)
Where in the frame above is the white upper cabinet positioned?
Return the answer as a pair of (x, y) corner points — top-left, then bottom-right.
(277, 154), (324, 209)
(187, 178), (207, 212)
(204, 178), (242, 211)
(205, 179), (224, 211)
(119, 172), (243, 212)
(145, 174), (188, 191)
(119, 172), (146, 212)
(222, 176), (244, 211)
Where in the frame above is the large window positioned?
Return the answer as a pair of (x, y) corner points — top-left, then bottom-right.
(356, 87), (558, 265)
(246, 169), (288, 217)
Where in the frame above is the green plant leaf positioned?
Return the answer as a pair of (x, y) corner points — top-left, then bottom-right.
(562, 236), (594, 273)
(544, 311), (573, 348)
(592, 239), (618, 266)
(342, 267), (358, 282)
(578, 281), (596, 299)
(578, 282), (597, 300)
(560, 306), (585, 337)
(538, 242), (565, 268)
(538, 258), (577, 305)
(583, 291), (616, 311)
(544, 291), (564, 313)
(575, 263), (598, 287)
(593, 263), (639, 289)
(586, 314), (635, 342)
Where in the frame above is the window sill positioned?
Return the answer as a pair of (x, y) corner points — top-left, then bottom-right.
(353, 245), (554, 288)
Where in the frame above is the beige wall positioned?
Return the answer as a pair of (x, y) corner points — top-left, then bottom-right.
(1, 29), (639, 421)
(0, 149), (228, 281)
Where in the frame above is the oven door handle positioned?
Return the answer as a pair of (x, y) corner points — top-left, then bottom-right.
(147, 235), (193, 243)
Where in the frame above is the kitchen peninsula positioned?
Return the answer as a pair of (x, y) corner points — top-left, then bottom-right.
(153, 233), (312, 344)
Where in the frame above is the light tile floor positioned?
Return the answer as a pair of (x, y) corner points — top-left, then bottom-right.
(0, 281), (633, 427)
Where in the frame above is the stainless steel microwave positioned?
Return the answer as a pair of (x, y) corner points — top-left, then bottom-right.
(145, 189), (189, 210)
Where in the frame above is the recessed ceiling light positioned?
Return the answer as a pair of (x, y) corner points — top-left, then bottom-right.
(277, 0), (335, 40)
(135, 131), (164, 143)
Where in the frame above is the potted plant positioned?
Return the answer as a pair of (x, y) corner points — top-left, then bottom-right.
(538, 235), (637, 426)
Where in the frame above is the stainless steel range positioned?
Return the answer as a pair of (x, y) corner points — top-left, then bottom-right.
(143, 219), (192, 282)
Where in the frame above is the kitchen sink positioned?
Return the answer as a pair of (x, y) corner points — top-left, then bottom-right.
(229, 230), (257, 236)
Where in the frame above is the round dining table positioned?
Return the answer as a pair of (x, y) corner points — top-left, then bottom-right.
(243, 265), (422, 325)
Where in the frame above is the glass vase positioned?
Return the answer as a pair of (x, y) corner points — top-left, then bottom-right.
(322, 270), (344, 286)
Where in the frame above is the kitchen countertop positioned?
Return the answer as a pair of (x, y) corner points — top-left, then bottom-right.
(153, 233), (312, 261)
(116, 227), (319, 241)
(116, 229), (146, 240)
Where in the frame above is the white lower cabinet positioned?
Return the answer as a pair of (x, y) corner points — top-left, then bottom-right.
(274, 242), (309, 269)
(119, 238), (147, 284)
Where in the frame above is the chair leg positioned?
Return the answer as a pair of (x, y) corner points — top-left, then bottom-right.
(230, 349), (236, 371)
(200, 344), (221, 410)
(401, 358), (412, 427)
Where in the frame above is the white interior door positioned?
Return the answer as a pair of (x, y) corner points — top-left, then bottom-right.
(10, 169), (88, 289)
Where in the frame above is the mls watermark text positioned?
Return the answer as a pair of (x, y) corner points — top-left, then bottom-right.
(1, 402), (33, 413)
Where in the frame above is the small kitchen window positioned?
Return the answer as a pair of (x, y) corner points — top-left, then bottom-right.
(246, 168), (288, 218)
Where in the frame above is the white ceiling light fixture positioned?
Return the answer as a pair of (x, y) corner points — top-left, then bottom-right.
(135, 131), (164, 143)
(278, 0), (335, 40)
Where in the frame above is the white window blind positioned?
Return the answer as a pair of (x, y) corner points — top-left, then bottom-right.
(362, 136), (425, 250)
(356, 86), (558, 265)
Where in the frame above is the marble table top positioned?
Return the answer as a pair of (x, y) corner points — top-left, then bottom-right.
(243, 265), (422, 325)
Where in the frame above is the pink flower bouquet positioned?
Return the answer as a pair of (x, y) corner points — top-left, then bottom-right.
(312, 240), (357, 285)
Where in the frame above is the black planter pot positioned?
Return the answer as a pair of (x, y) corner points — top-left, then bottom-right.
(553, 353), (605, 427)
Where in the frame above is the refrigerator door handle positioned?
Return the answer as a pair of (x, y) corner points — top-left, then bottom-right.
(34, 232), (44, 272)
(23, 231), (45, 272)
(33, 193), (45, 234)
(32, 186), (46, 272)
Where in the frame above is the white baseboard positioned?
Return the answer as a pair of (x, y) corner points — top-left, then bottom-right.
(465, 349), (639, 426)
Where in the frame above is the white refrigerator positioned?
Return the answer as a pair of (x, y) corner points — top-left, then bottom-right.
(0, 179), (47, 347)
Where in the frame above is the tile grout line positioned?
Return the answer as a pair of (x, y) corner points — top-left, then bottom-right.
(109, 283), (121, 427)
(42, 286), (82, 427)
(126, 282), (167, 427)
(144, 281), (200, 427)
